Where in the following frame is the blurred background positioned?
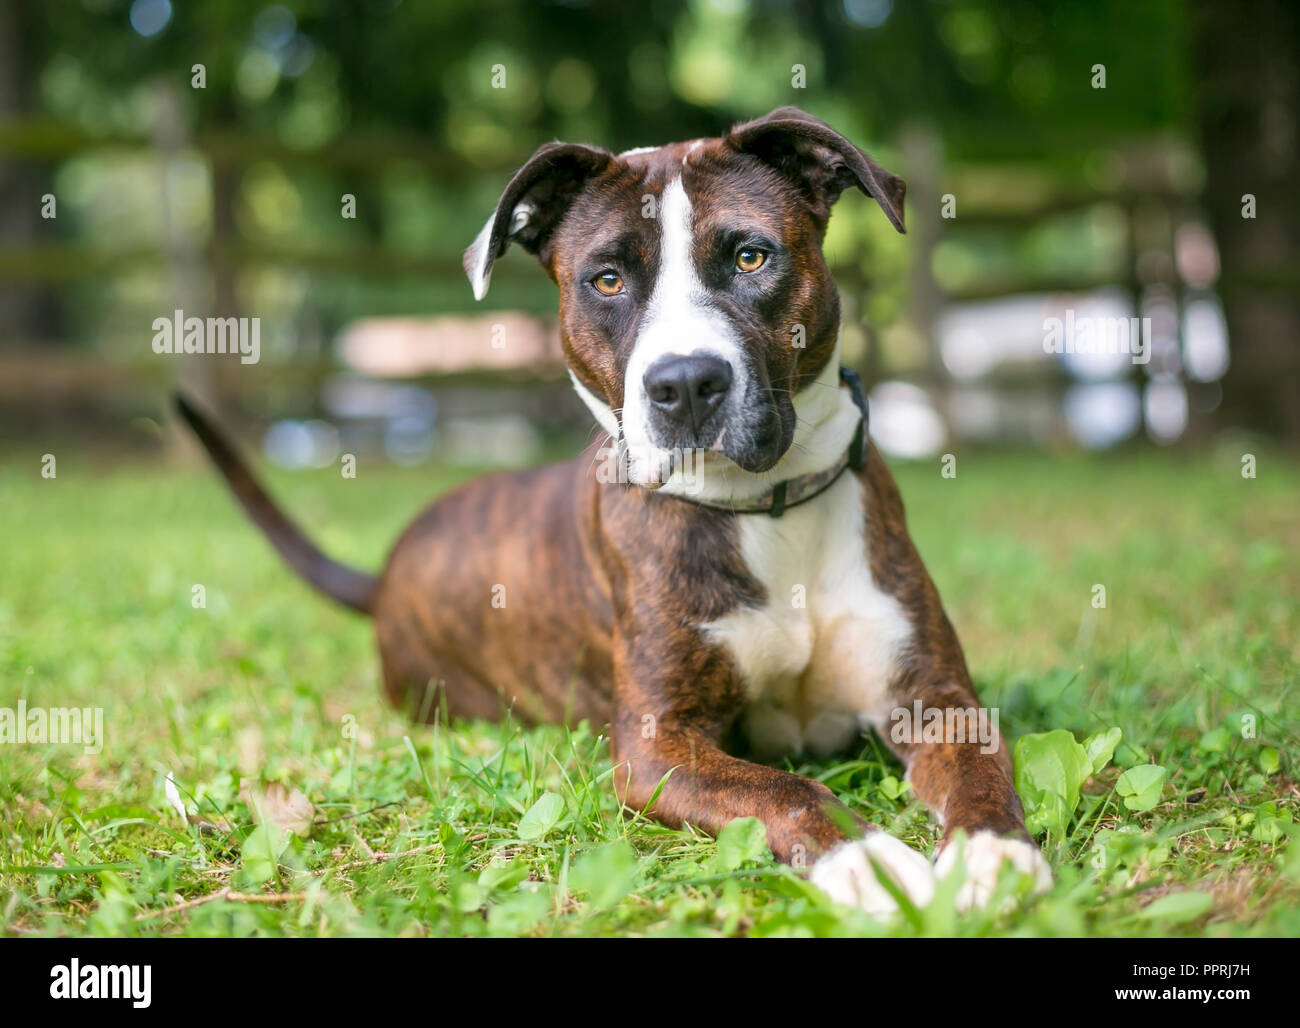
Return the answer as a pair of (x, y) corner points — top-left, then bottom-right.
(1, 0), (1296, 468)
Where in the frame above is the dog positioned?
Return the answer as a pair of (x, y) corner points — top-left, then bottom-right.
(177, 106), (1050, 916)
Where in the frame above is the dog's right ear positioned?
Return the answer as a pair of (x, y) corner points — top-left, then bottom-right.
(463, 142), (614, 300)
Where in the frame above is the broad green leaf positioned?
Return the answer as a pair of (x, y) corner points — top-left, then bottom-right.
(1014, 730), (1094, 839)
(1260, 747), (1280, 774)
(879, 775), (910, 800)
(1252, 801), (1292, 844)
(1028, 790), (1070, 840)
(517, 792), (566, 841)
(1116, 764), (1166, 811)
(1083, 727), (1123, 774)
(713, 816), (771, 872)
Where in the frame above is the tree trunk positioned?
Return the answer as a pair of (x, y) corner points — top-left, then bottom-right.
(1193, 0), (1300, 443)
(0, 0), (61, 345)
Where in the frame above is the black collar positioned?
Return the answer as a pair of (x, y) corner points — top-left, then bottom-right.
(676, 366), (870, 518)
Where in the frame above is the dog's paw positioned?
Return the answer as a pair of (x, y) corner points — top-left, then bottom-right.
(934, 831), (1051, 912)
(809, 833), (936, 918)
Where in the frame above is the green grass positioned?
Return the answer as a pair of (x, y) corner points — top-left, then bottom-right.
(1, 443), (1297, 937)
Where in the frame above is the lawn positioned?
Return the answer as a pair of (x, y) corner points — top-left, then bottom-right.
(1, 441), (1297, 937)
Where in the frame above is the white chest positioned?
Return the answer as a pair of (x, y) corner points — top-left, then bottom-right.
(702, 473), (914, 757)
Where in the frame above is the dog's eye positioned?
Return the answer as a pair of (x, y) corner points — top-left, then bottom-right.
(735, 248), (767, 273)
(592, 271), (624, 296)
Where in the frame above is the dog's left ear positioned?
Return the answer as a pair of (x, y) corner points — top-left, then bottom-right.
(464, 142), (615, 300)
(727, 106), (905, 234)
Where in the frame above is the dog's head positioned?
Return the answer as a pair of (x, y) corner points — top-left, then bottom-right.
(464, 106), (905, 488)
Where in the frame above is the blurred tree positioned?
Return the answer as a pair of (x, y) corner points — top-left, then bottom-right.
(1194, 0), (1300, 442)
(0, 0), (61, 344)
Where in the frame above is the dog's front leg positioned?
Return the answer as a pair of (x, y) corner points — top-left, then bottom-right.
(609, 638), (844, 863)
(609, 630), (936, 915)
(805, 670), (1049, 914)
(885, 673), (1052, 910)
(611, 707), (849, 864)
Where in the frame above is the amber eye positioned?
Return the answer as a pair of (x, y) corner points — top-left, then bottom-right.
(593, 271), (624, 296)
(736, 248), (767, 273)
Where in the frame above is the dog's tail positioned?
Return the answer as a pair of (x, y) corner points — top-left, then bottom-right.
(173, 392), (379, 615)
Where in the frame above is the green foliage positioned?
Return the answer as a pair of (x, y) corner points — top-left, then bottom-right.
(712, 818), (771, 873)
(1015, 729), (1102, 839)
(517, 793), (567, 842)
(1084, 727), (1122, 774)
(1116, 765), (1167, 813)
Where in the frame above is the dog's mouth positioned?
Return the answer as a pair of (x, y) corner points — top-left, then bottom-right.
(622, 391), (794, 488)
(728, 402), (792, 473)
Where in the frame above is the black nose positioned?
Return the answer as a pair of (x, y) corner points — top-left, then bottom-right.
(643, 354), (733, 433)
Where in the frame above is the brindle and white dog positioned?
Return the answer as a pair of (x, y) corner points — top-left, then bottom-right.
(179, 106), (1051, 915)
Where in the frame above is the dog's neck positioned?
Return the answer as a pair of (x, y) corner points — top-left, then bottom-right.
(572, 337), (864, 510)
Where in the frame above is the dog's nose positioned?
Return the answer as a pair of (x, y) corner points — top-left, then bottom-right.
(643, 354), (732, 433)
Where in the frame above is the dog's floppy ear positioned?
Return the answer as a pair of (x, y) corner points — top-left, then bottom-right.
(727, 106), (905, 234)
(463, 142), (614, 300)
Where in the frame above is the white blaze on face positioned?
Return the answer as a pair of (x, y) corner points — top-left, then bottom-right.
(621, 175), (748, 487)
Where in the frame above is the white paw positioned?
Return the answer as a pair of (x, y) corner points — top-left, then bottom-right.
(934, 831), (1052, 912)
(809, 833), (936, 918)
